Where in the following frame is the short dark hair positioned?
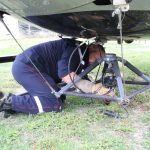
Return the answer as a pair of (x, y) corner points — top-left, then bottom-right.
(97, 44), (105, 53)
(88, 44), (105, 53)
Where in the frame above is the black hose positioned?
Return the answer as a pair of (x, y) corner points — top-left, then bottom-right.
(68, 41), (88, 92)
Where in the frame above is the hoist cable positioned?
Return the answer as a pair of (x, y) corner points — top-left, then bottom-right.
(117, 10), (127, 100)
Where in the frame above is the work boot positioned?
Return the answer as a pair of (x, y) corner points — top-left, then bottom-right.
(103, 99), (112, 105)
(91, 84), (115, 105)
(0, 91), (4, 99)
(0, 93), (15, 118)
(60, 94), (66, 104)
(103, 89), (115, 105)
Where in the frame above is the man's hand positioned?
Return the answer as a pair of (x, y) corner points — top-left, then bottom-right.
(62, 72), (77, 83)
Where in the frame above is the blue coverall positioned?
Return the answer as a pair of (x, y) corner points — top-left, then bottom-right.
(11, 38), (85, 114)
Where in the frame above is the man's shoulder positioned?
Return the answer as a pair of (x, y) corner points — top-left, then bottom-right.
(62, 38), (76, 45)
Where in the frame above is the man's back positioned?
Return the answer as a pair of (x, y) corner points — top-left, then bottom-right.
(14, 38), (78, 81)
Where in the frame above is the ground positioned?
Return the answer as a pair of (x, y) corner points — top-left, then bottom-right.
(0, 38), (150, 150)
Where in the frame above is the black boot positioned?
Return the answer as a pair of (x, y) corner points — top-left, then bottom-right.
(60, 94), (66, 104)
(0, 91), (4, 99)
(0, 93), (16, 118)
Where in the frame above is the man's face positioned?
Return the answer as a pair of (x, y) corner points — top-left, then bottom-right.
(88, 44), (105, 65)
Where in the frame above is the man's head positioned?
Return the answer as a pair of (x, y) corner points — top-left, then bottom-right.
(88, 44), (105, 65)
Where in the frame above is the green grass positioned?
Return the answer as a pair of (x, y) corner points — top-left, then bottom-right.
(0, 38), (150, 150)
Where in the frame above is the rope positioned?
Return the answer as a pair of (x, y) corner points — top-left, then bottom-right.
(118, 10), (127, 100)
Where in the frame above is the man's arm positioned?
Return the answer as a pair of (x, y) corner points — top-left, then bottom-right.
(62, 72), (114, 96)
(62, 72), (95, 93)
(62, 72), (99, 93)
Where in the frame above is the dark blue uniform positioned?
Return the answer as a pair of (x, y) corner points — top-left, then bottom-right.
(11, 39), (82, 114)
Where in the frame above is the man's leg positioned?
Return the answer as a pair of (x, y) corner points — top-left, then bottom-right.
(11, 92), (62, 114)
(6, 61), (63, 114)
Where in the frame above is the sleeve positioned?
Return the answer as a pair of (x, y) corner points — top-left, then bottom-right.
(57, 44), (80, 79)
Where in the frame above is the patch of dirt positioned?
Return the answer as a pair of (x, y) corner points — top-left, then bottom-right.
(131, 103), (150, 150)
(136, 104), (150, 112)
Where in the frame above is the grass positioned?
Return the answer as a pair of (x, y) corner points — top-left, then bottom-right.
(0, 38), (150, 150)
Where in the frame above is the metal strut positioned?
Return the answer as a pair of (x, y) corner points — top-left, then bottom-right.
(56, 53), (150, 105)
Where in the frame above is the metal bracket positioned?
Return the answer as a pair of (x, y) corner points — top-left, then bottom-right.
(112, 0), (130, 13)
(112, 0), (130, 30)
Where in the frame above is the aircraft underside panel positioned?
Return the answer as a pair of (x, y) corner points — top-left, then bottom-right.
(26, 11), (150, 40)
(0, 0), (150, 16)
(1, 0), (150, 40)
